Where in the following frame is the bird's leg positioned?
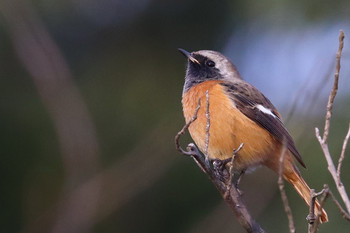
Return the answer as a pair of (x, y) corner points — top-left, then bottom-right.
(213, 143), (245, 197)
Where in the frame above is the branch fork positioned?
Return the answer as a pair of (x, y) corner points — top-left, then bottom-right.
(313, 30), (350, 221)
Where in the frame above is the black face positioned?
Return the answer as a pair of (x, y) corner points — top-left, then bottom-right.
(182, 54), (222, 93)
(187, 54), (220, 81)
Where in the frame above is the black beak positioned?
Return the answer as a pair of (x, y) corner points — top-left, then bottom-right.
(178, 48), (200, 65)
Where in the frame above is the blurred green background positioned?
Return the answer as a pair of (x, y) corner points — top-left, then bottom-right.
(0, 0), (350, 232)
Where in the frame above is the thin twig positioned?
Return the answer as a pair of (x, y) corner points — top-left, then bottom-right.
(337, 123), (350, 185)
(328, 188), (350, 221)
(175, 99), (201, 155)
(322, 30), (344, 143)
(278, 142), (295, 233)
(315, 127), (350, 213)
(204, 90), (210, 163)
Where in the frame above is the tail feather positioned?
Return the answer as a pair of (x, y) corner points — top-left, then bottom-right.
(284, 169), (328, 223)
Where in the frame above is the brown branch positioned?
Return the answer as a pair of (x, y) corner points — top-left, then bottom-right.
(225, 143), (244, 198)
(278, 142), (295, 233)
(328, 188), (350, 221)
(337, 124), (350, 184)
(322, 30), (344, 143)
(175, 100), (265, 233)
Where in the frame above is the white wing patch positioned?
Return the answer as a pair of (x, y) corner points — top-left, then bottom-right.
(256, 104), (276, 118)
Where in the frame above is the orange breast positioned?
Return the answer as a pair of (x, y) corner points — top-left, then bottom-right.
(182, 80), (278, 171)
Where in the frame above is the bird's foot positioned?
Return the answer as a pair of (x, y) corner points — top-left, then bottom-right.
(212, 158), (231, 183)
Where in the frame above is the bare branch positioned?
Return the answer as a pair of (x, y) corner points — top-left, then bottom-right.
(175, 99), (265, 233)
(225, 143), (244, 198)
(328, 188), (350, 221)
(337, 124), (350, 184)
(316, 126), (350, 213)
(322, 30), (344, 143)
(315, 30), (350, 216)
(175, 99), (201, 156)
(278, 142), (295, 233)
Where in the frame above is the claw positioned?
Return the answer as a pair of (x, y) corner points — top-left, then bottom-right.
(212, 159), (229, 182)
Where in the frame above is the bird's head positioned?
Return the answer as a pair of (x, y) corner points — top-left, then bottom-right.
(178, 49), (242, 93)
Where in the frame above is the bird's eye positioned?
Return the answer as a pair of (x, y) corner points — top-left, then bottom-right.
(206, 60), (215, 67)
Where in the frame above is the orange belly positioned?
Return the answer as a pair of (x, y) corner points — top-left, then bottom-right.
(182, 80), (278, 171)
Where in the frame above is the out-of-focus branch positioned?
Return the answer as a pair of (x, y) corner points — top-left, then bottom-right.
(337, 124), (350, 183)
(315, 30), (350, 216)
(175, 97), (265, 233)
(0, 1), (100, 233)
(278, 142), (295, 233)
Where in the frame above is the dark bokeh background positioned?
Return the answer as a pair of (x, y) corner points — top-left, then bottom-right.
(0, 0), (350, 232)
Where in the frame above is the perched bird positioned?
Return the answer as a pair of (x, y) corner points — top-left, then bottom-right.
(179, 48), (328, 223)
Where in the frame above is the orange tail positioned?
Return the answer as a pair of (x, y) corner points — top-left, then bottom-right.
(284, 168), (328, 223)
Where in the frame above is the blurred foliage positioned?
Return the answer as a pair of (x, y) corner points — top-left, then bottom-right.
(0, 0), (350, 232)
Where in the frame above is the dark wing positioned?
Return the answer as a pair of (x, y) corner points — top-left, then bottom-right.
(220, 81), (306, 168)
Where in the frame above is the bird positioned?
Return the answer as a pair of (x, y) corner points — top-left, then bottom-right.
(178, 48), (328, 223)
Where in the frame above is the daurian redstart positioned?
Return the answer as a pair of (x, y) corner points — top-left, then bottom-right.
(179, 49), (328, 223)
